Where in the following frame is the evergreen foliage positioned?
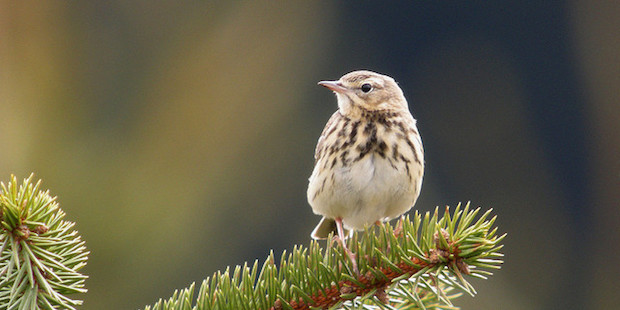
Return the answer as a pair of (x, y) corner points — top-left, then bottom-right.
(145, 203), (504, 310)
(0, 175), (88, 310)
(0, 175), (504, 310)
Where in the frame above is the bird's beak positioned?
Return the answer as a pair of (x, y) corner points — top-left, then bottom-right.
(318, 80), (347, 93)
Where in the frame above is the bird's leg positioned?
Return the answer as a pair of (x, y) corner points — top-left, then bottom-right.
(335, 217), (359, 275)
(393, 218), (404, 237)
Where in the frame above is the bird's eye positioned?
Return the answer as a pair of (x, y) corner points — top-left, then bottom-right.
(361, 83), (373, 93)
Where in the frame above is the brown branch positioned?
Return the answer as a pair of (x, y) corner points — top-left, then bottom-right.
(270, 241), (465, 310)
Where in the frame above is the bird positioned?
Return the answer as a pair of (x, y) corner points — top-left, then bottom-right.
(307, 70), (424, 272)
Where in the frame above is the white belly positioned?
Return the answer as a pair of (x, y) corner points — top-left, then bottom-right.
(308, 153), (420, 230)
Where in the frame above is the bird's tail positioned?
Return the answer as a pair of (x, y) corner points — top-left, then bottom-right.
(311, 217), (351, 240)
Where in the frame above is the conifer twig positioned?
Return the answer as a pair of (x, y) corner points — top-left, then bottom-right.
(0, 174), (88, 310)
(145, 203), (505, 310)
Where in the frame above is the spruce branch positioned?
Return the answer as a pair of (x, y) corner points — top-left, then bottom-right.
(0, 174), (88, 310)
(145, 203), (505, 310)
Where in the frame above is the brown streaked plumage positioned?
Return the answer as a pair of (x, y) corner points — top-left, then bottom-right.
(307, 70), (424, 273)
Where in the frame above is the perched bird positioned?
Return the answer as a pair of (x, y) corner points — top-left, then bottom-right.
(307, 70), (424, 271)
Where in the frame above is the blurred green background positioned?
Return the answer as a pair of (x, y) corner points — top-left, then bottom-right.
(1, 1), (618, 309)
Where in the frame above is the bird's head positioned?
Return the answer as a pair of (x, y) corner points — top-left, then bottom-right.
(318, 70), (408, 115)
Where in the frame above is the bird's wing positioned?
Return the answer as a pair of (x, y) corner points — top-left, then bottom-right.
(314, 111), (342, 164)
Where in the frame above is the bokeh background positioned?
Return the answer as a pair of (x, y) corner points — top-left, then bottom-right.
(1, 1), (618, 309)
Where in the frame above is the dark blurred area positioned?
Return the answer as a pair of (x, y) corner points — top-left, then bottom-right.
(1, 1), (618, 309)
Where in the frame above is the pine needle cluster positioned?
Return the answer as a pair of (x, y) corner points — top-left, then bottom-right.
(0, 174), (504, 310)
(146, 203), (505, 310)
(0, 175), (88, 310)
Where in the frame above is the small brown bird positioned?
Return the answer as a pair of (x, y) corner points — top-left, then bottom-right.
(307, 70), (424, 271)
